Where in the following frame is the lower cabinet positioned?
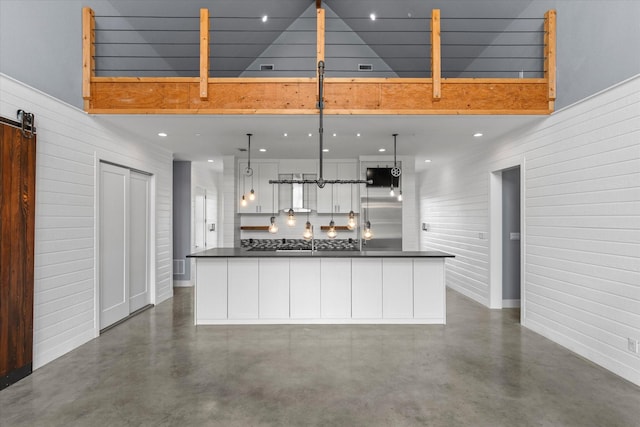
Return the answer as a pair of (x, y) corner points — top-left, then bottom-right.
(290, 259), (321, 318)
(321, 259), (351, 318)
(351, 258), (383, 318)
(383, 259), (414, 318)
(194, 257), (446, 324)
(228, 259), (259, 319)
(259, 259), (290, 319)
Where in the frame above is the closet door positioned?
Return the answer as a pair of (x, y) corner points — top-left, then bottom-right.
(128, 172), (150, 312)
(99, 163), (130, 329)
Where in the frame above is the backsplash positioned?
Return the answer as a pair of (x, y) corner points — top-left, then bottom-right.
(242, 238), (359, 251)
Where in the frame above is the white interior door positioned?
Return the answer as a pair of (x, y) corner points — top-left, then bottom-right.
(99, 163), (130, 329)
(129, 171), (150, 312)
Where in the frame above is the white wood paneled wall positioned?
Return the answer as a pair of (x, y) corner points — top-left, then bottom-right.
(0, 74), (174, 369)
(419, 75), (640, 386)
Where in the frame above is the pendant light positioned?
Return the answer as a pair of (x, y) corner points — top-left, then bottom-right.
(303, 183), (313, 240)
(240, 164), (248, 207)
(244, 133), (256, 201)
(347, 184), (356, 230)
(391, 133), (402, 201)
(327, 185), (337, 239)
(268, 183), (278, 233)
(287, 208), (296, 227)
(363, 184), (373, 240)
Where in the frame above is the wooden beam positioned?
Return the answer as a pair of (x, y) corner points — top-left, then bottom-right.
(82, 7), (95, 105)
(317, 8), (325, 67)
(431, 9), (441, 100)
(199, 8), (209, 100)
(544, 9), (557, 102)
(87, 77), (551, 115)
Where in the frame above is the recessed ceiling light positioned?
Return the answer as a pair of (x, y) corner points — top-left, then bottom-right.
(378, 148), (386, 152)
(195, 133), (201, 137)
(370, 13), (376, 21)
(308, 133), (312, 137)
(259, 148), (266, 152)
(332, 133), (337, 137)
(323, 149), (329, 152)
(473, 132), (483, 137)
(207, 159), (214, 163)
(357, 133), (361, 137)
(158, 132), (167, 137)
(283, 133), (288, 137)
(262, 15), (268, 23)
(424, 159), (432, 163)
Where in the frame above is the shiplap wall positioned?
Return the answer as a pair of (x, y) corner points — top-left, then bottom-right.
(419, 75), (640, 386)
(0, 74), (174, 369)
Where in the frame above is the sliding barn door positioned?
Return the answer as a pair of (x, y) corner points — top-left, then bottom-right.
(0, 118), (36, 389)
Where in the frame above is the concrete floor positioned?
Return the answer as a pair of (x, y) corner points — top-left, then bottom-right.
(1, 288), (639, 427)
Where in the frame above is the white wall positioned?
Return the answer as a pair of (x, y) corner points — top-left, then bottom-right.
(419, 75), (640, 386)
(0, 74), (174, 369)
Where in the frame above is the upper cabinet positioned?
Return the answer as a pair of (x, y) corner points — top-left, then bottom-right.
(317, 161), (360, 214)
(238, 162), (279, 214)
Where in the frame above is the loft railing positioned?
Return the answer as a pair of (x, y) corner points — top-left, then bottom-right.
(82, 7), (556, 114)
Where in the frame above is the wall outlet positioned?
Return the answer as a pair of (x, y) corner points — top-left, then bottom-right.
(628, 338), (639, 354)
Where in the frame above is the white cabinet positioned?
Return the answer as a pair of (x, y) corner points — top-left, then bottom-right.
(414, 259), (445, 320)
(321, 259), (351, 318)
(238, 162), (279, 214)
(317, 161), (359, 213)
(228, 259), (259, 319)
(383, 259), (413, 318)
(259, 259), (290, 319)
(195, 259), (227, 321)
(290, 259), (321, 318)
(351, 258), (382, 318)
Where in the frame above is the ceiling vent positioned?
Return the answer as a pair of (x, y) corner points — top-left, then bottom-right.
(358, 64), (373, 71)
(260, 64), (275, 71)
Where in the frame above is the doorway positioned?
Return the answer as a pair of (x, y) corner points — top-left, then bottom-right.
(489, 163), (525, 322)
(98, 162), (151, 330)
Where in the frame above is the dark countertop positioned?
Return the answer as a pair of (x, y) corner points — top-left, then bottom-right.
(187, 248), (455, 258)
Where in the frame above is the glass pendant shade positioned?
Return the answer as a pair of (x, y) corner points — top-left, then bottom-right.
(347, 211), (356, 230)
(268, 216), (278, 233)
(397, 191), (403, 202)
(389, 185), (395, 197)
(327, 220), (337, 239)
(303, 221), (313, 240)
(287, 208), (296, 226)
(240, 195), (248, 207)
(363, 220), (373, 240)
(249, 189), (256, 201)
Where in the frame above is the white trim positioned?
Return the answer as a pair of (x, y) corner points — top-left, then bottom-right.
(33, 329), (97, 370)
(502, 299), (521, 308)
(173, 280), (193, 288)
(489, 170), (503, 309)
(489, 160), (526, 315)
(196, 318), (445, 325)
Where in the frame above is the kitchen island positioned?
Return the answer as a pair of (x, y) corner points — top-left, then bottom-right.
(187, 249), (454, 325)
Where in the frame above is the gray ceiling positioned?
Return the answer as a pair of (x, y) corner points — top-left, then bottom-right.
(95, 0), (544, 79)
(90, 1), (548, 165)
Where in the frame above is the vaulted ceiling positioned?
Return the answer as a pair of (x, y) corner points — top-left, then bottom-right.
(92, 0), (547, 165)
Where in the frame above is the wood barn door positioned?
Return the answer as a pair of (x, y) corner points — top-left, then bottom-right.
(0, 116), (36, 390)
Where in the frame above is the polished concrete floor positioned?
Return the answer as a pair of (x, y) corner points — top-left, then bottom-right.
(1, 288), (639, 427)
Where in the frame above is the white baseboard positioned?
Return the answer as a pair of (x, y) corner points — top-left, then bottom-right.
(502, 299), (521, 308)
(173, 280), (193, 288)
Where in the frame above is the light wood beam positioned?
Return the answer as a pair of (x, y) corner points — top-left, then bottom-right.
(431, 9), (441, 100)
(317, 8), (325, 69)
(82, 7), (95, 106)
(200, 8), (210, 100)
(544, 9), (557, 104)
